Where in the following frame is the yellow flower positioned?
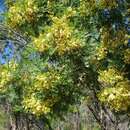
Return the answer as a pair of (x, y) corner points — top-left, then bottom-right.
(98, 68), (124, 87)
(98, 81), (130, 111)
(124, 49), (130, 64)
(33, 16), (84, 55)
(98, 0), (117, 9)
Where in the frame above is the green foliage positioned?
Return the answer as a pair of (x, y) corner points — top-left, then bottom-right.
(98, 81), (130, 111)
(88, 1), (130, 112)
(0, 107), (9, 130)
(2, 0), (130, 128)
(1, 0), (89, 120)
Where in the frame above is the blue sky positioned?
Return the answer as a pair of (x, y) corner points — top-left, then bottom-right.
(0, 0), (5, 12)
(0, 0), (5, 21)
(0, 1), (14, 64)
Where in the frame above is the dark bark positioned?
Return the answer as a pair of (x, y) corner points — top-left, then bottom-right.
(88, 98), (130, 130)
(76, 110), (81, 130)
(8, 113), (46, 130)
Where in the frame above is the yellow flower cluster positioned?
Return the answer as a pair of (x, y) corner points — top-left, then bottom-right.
(98, 81), (130, 111)
(98, 68), (124, 87)
(98, 0), (118, 9)
(7, 0), (39, 27)
(33, 71), (60, 91)
(33, 33), (50, 52)
(0, 66), (11, 92)
(23, 95), (51, 116)
(65, 7), (77, 18)
(0, 61), (18, 93)
(124, 49), (130, 64)
(124, 35), (130, 46)
(33, 16), (83, 55)
(96, 45), (107, 60)
(79, 0), (96, 16)
(100, 27), (126, 49)
(21, 69), (62, 116)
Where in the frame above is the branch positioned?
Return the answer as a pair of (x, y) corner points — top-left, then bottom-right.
(0, 24), (29, 49)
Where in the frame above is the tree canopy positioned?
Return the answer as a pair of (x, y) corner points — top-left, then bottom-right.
(1, 0), (130, 129)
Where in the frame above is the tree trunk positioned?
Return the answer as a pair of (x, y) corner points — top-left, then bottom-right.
(9, 115), (16, 130)
(8, 113), (46, 130)
(75, 110), (81, 130)
(88, 100), (130, 130)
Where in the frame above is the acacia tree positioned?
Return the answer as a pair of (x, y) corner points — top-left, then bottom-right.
(0, 0), (87, 129)
(1, 0), (130, 130)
